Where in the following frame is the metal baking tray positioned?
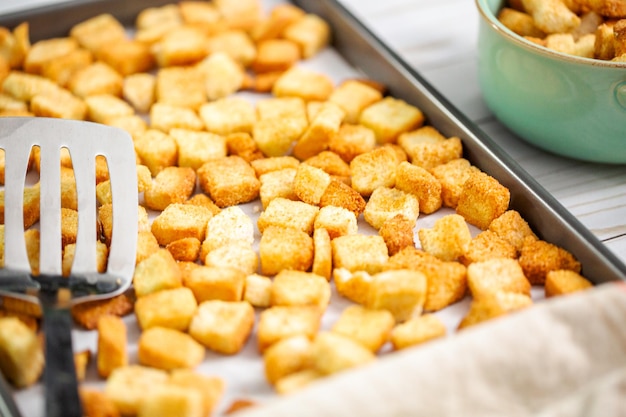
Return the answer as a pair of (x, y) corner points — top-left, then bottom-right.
(2, 0), (623, 283)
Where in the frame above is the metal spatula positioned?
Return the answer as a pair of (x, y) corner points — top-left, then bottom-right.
(0, 117), (138, 417)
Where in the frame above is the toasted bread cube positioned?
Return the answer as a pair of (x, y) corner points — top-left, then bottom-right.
(415, 256), (468, 312)
(30, 88), (87, 120)
(24, 37), (78, 75)
(263, 335), (313, 385)
(379, 214), (415, 256)
(199, 97), (256, 135)
(62, 241), (108, 277)
(545, 269), (593, 297)
(456, 171), (511, 230)
(179, 1), (222, 27)
(68, 62), (123, 98)
(523, 0), (580, 33)
(350, 147), (398, 197)
(395, 161), (442, 214)
(41, 48), (93, 88)
(418, 214), (472, 262)
(0, 23), (29, 69)
(272, 66), (334, 102)
(123, 72), (155, 114)
(252, 39), (300, 73)
(98, 39), (155, 76)
(460, 230), (518, 265)
(331, 305), (394, 353)
(135, 231), (161, 266)
(151, 203), (213, 246)
(104, 365), (169, 416)
(214, 0), (261, 32)
(201, 206), (254, 256)
(327, 80), (382, 124)
(282, 14), (330, 58)
(144, 166), (196, 211)
(312, 331), (375, 375)
(226, 132), (264, 162)
(135, 287), (198, 331)
(155, 66), (206, 110)
(359, 97), (424, 144)
(251, 156), (300, 176)
(166, 237), (201, 262)
(390, 314), (447, 350)
(259, 168), (298, 209)
(70, 13), (127, 53)
(25, 229), (40, 275)
(293, 101), (345, 160)
(467, 258), (531, 300)
(150, 102), (204, 133)
(363, 186), (420, 230)
(332, 268), (372, 305)
(79, 388), (119, 416)
(170, 128), (227, 171)
(257, 305), (322, 352)
(59, 207), (79, 248)
(136, 4), (183, 31)
(184, 265), (245, 303)
(545, 33), (577, 54)
(84, 93), (133, 123)
(103, 114), (148, 140)
(189, 300), (254, 354)
(97, 315), (127, 378)
(138, 384), (204, 417)
(312, 227), (332, 281)
(430, 158), (480, 209)
(497, 7), (546, 37)
(256, 96), (308, 123)
(2, 71), (61, 102)
(257, 197), (319, 235)
(319, 178), (366, 218)
(275, 369), (322, 395)
(197, 156), (260, 207)
(169, 370), (225, 417)
(138, 326), (204, 371)
(488, 209), (538, 252)
(366, 269), (427, 322)
(0, 93), (27, 114)
(195, 52), (246, 101)
(595, 23), (615, 60)
(270, 270), (330, 308)
(184, 193), (221, 216)
(205, 30), (257, 68)
(204, 242), (258, 275)
(303, 151), (351, 182)
(314, 205), (357, 239)
(99, 203), (148, 245)
(328, 124), (377, 163)
(293, 162), (332, 205)
(518, 238), (582, 285)
(133, 249), (182, 298)
(0, 317), (44, 388)
(244, 273), (273, 308)
(250, 3), (305, 41)
(134, 129), (177, 176)
(458, 291), (533, 329)
(252, 116), (305, 157)
(397, 126), (463, 170)
(154, 26), (208, 67)
(332, 234), (389, 274)
(260, 226), (314, 275)
(70, 293), (133, 330)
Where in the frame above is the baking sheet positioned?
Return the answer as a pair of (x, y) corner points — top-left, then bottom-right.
(1, 0), (626, 415)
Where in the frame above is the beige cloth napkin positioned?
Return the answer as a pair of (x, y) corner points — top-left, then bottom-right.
(237, 282), (626, 417)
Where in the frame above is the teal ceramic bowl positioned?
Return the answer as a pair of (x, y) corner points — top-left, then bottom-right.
(476, 0), (626, 164)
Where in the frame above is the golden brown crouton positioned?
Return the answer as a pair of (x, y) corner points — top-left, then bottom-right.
(328, 80), (383, 124)
(133, 249), (182, 298)
(0, 317), (44, 388)
(150, 102), (204, 133)
(311, 331), (376, 375)
(488, 209), (538, 253)
(363, 186), (420, 230)
(314, 205), (358, 239)
(397, 126), (463, 170)
(84, 93), (134, 124)
(259, 168), (298, 209)
(328, 123), (377, 163)
(350, 147), (398, 197)
(97, 315), (128, 378)
(303, 151), (351, 181)
(244, 274), (273, 308)
(133, 129), (178, 176)
(151, 203), (213, 246)
(332, 234), (389, 274)
(379, 214), (416, 256)
(250, 4), (306, 42)
(195, 52), (246, 101)
(24, 37), (78, 75)
(460, 230), (518, 266)
(144, 167), (196, 211)
(226, 132), (264, 163)
(545, 269), (593, 297)
(521, 0), (581, 33)
(319, 178), (367, 217)
(203, 242), (258, 276)
(263, 335), (313, 385)
(170, 128), (227, 170)
(257, 197), (319, 235)
(30, 88), (87, 120)
(390, 314), (447, 350)
(418, 213), (472, 262)
(331, 305), (395, 352)
(333, 268), (373, 305)
(138, 326), (205, 370)
(79, 388), (120, 417)
(312, 227), (332, 281)
(97, 40), (155, 76)
(497, 7), (546, 37)
(69, 13), (126, 54)
(197, 156), (260, 207)
(201, 206), (254, 256)
(272, 66), (334, 101)
(189, 300), (255, 355)
(68, 62), (123, 98)
(456, 171), (510, 230)
(153, 26), (209, 67)
(458, 291), (533, 329)
(270, 270), (330, 309)
(257, 305), (322, 352)
(518, 238), (582, 285)
(293, 163), (332, 205)
(184, 265), (246, 303)
(359, 97), (424, 144)
(155, 66), (206, 110)
(430, 158), (480, 209)
(467, 258), (531, 299)
(104, 366), (169, 416)
(169, 370), (225, 417)
(282, 14), (331, 58)
(293, 101), (345, 160)
(134, 287), (198, 331)
(71, 293), (134, 330)
(166, 237), (201, 262)
(259, 226), (314, 275)
(365, 269), (427, 322)
(395, 161), (442, 214)
(123, 72), (155, 114)
(252, 39), (300, 73)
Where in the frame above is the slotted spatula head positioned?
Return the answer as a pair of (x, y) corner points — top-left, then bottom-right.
(0, 117), (138, 417)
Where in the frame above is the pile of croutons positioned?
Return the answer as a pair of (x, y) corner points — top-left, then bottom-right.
(498, 0), (626, 60)
(0, 0), (594, 415)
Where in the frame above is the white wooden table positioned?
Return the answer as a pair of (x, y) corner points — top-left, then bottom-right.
(2, 0), (625, 266)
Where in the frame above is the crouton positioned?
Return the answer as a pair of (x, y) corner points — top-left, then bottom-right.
(270, 270), (330, 308)
(133, 129), (178, 176)
(169, 370), (225, 417)
(282, 14), (330, 58)
(197, 156), (260, 207)
(460, 230), (518, 265)
(497, 7), (546, 37)
(189, 300), (255, 355)
(293, 101), (345, 160)
(252, 39), (300, 73)
(319, 178), (366, 217)
(201, 206), (254, 256)
(69, 13), (126, 54)
(313, 205), (357, 239)
(123, 72), (155, 114)
(311, 332), (376, 375)
(328, 80), (383, 124)
(24, 37), (78, 75)
(521, 0), (581, 33)
(332, 234), (389, 274)
(150, 102), (204, 133)
(259, 226), (314, 275)
(0, 317), (44, 388)
(226, 132), (264, 163)
(250, 4), (306, 42)
(97, 315), (128, 378)
(133, 249), (182, 298)
(166, 237), (201, 262)
(62, 241), (108, 277)
(257, 305), (322, 352)
(394, 161), (442, 214)
(458, 291), (533, 329)
(397, 126), (463, 170)
(184, 265), (246, 303)
(467, 258), (531, 300)
(204, 242), (258, 275)
(71, 293), (134, 330)
(331, 305), (394, 352)
(488, 209), (538, 253)
(68, 62), (123, 98)
(144, 167), (196, 211)
(365, 269), (427, 322)
(390, 314), (447, 350)
(363, 186), (420, 230)
(98, 40), (155, 76)
(199, 97), (256, 135)
(155, 66), (206, 110)
(418, 214), (472, 262)
(135, 287), (198, 331)
(359, 97), (424, 144)
(379, 214), (416, 256)
(303, 151), (351, 182)
(104, 366), (169, 416)
(259, 168), (298, 209)
(244, 274), (273, 308)
(272, 66), (334, 101)
(137, 385), (204, 417)
(263, 335), (312, 385)
(545, 269), (593, 297)
(195, 52), (246, 101)
(350, 147), (397, 197)
(328, 123), (377, 163)
(333, 268), (373, 305)
(430, 158), (480, 209)
(518, 238), (581, 285)
(170, 128), (227, 171)
(138, 326), (205, 370)
(153, 26), (208, 67)
(151, 204), (212, 248)
(456, 171), (510, 230)
(312, 227), (332, 281)
(257, 197), (320, 235)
